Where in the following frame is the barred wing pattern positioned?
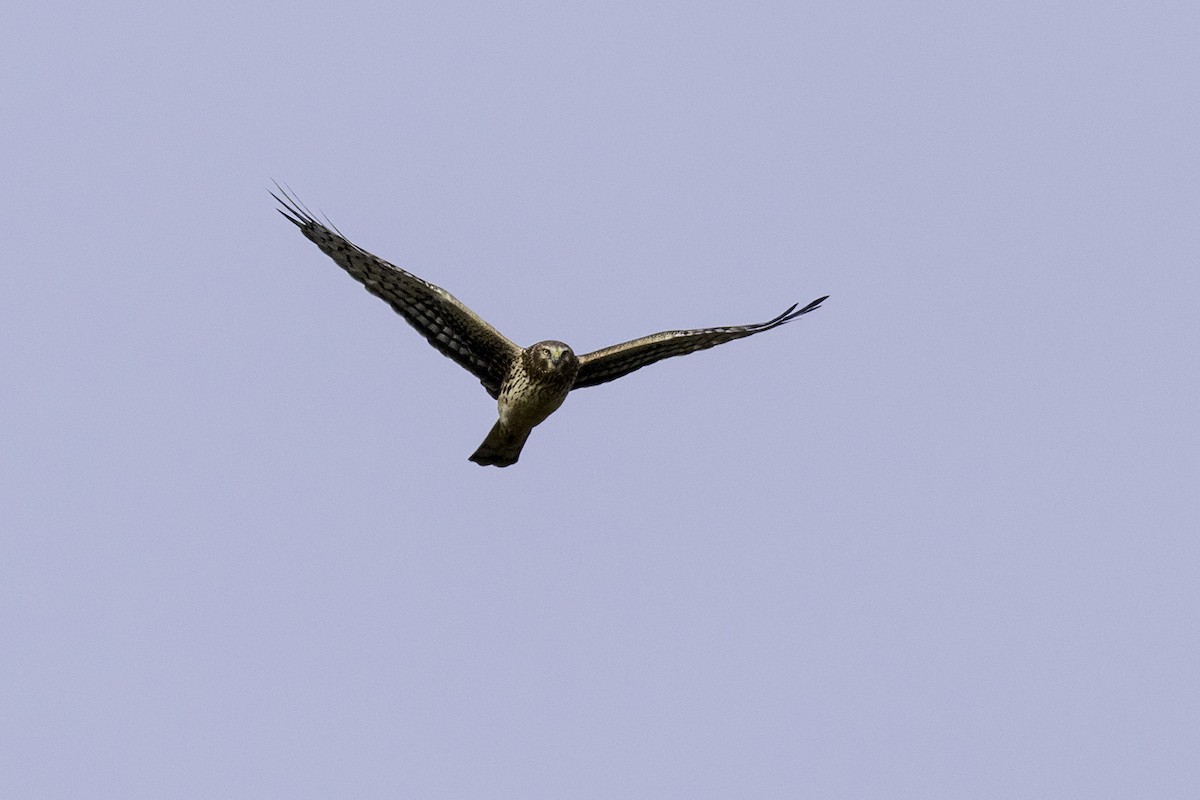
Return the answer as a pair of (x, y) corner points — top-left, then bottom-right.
(572, 296), (828, 390)
(274, 189), (521, 398)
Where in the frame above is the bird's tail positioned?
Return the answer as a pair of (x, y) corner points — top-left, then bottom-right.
(469, 421), (531, 467)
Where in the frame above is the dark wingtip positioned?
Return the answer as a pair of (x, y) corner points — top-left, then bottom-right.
(271, 187), (305, 227)
(270, 181), (323, 230)
(799, 295), (829, 314)
(763, 295), (828, 329)
(274, 206), (304, 227)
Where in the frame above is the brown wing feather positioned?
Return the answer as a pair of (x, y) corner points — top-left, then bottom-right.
(273, 187), (520, 398)
(572, 296), (828, 390)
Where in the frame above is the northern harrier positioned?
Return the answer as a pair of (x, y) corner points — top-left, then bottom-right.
(274, 189), (827, 467)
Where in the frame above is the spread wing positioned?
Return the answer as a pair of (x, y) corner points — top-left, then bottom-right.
(273, 187), (521, 398)
(572, 296), (828, 390)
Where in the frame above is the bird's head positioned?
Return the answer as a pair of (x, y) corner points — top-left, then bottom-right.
(529, 340), (579, 376)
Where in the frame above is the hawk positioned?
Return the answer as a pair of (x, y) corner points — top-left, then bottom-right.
(274, 189), (827, 467)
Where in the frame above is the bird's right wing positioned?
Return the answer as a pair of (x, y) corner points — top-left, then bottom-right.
(274, 187), (521, 398)
(572, 297), (828, 389)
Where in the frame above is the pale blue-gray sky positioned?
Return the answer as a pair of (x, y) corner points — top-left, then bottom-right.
(3, 1), (1198, 797)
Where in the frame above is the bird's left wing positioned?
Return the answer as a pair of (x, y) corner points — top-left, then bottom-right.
(274, 188), (521, 398)
(572, 296), (828, 390)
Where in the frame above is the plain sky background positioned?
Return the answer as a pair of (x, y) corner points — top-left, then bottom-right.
(2, 1), (1198, 797)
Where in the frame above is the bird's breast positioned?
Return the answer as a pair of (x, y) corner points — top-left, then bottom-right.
(497, 367), (572, 430)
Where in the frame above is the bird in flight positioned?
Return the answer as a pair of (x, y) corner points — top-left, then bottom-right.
(273, 188), (827, 467)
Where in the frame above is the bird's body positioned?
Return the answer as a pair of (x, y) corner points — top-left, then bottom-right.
(472, 341), (580, 466)
(274, 188), (826, 466)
